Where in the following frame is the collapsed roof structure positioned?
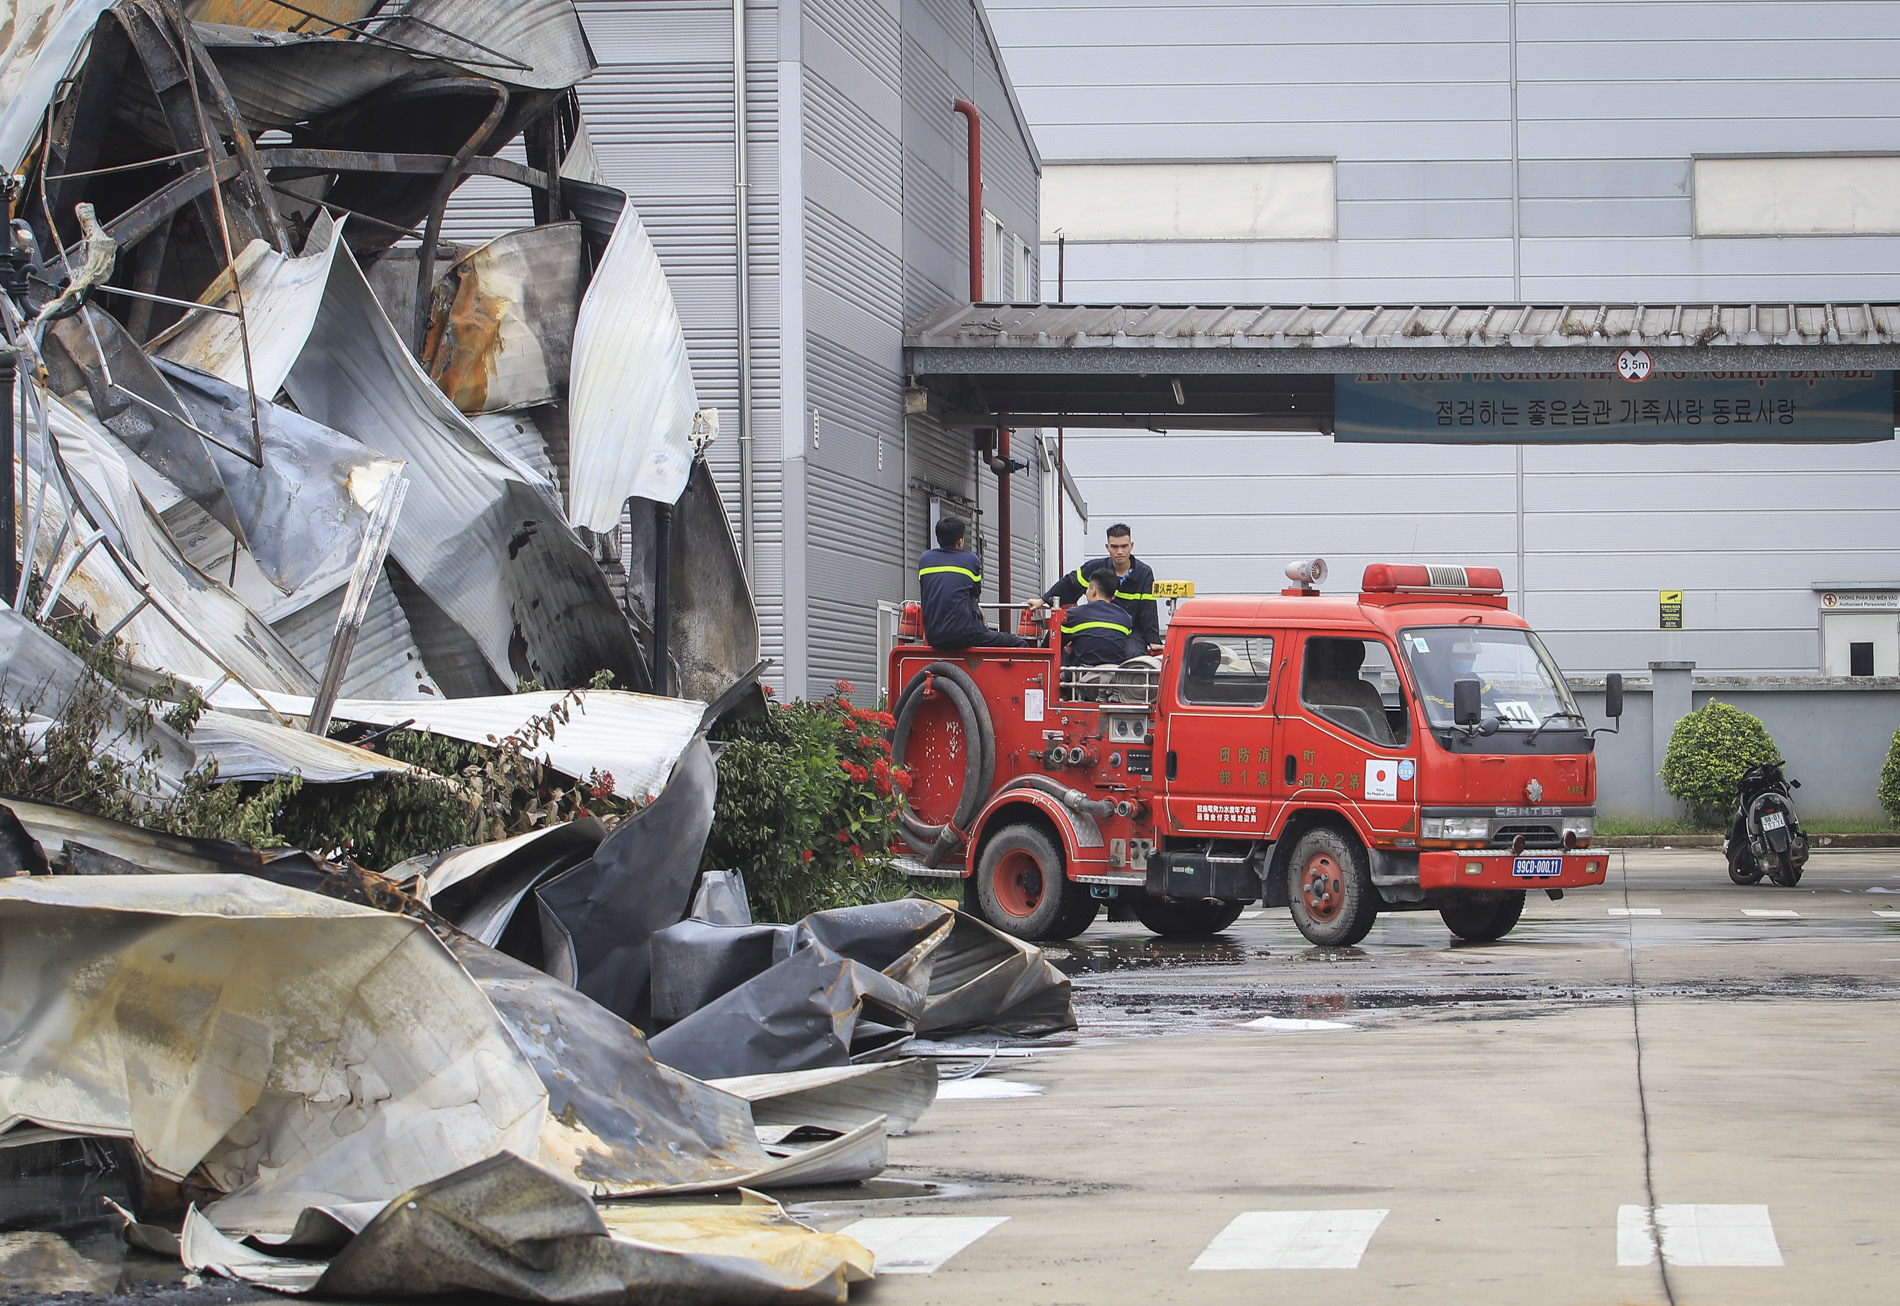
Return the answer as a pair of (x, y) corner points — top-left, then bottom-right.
(2, 0), (759, 725)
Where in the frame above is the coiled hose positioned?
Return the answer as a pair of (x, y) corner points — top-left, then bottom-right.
(889, 661), (996, 867)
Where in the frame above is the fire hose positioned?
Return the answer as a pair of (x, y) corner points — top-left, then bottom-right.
(997, 774), (1124, 822)
(889, 661), (995, 867)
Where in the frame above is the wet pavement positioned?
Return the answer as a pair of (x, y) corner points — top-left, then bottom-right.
(806, 849), (1900, 1304)
(9, 848), (1900, 1302)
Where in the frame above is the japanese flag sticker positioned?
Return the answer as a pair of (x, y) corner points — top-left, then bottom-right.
(1365, 759), (1398, 801)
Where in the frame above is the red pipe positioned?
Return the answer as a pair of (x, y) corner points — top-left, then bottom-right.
(998, 427), (1011, 607)
(953, 98), (982, 301)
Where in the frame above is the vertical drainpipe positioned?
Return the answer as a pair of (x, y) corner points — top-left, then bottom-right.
(733, 0), (755, 582)
(1056, 233), (1065, 573)
(953, 99), (1010, 614)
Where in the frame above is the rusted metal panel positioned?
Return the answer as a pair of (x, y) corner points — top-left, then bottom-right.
(184, 0), (379, 32)
(421, 221), (581, 414)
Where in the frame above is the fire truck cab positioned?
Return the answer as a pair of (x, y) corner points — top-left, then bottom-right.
(887, 561), (1623, 946)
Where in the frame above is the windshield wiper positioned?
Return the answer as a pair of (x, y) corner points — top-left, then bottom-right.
(1525, 709), (1586, 744)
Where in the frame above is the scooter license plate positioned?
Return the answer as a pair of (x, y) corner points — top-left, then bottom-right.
(1512, 856), (1564, 878)
(1760, 811), (1787, 831)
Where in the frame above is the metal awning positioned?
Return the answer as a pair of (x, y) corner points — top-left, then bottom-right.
(905, 302), (1900, 431)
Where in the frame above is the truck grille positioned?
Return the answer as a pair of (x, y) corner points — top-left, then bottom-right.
(1490, 823), (1562, 850)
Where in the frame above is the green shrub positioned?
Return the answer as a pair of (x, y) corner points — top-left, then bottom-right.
(1659, 700), (1782, 823)
(704, 680), (914, 922)
(1878, 723), (1900, 825)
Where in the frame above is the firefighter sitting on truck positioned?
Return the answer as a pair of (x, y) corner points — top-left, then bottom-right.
(916, 515), (1032, 650)
(1038, 523), (1162, 647)
(1061, 567), (1148, 666)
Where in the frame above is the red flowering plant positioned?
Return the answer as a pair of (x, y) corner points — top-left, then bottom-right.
(702, 678), (914, 922)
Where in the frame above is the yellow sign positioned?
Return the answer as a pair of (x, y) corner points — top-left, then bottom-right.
(1154, 580), (1196, 598)
(1659, 589), (1684, 630)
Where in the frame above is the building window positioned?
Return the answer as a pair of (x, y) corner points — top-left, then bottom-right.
(1012, 234), (1031, 302)
(1694, 156), (1900, 236)
(982, 210), (1004, 299)
(1040, 160), (1336, 242)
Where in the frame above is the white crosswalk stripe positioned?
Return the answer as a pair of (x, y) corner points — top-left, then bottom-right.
(839, 1216), (1008, 1274)
(1609, 907), (1662, 916)
(1876, 910), (1900, 919)
(1742, 909), (1800, 918)
(1191, 1209), (1389, 1270)
(1617, 1205), (1784, 1266)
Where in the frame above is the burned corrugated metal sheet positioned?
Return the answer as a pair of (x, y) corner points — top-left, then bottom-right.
(283, 237), (645, 690)
(154, 210), (343, 399)
(0, 2), (114, 171)
(33, 386), (320, 694)
(622, 457), (760, 704)
(422, 221), (581, 414)
(195, 21), (450, 131)
(567, 188), (701, 527)
(374, 0), (596, 91)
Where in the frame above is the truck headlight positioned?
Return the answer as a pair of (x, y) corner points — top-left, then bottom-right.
(1562, 816), (1595, 841)
(1421, 815), (1490, 840)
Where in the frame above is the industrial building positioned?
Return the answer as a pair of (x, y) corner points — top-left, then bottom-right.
(454, 0), (1049, 698)
(978, 0), (1900, 683)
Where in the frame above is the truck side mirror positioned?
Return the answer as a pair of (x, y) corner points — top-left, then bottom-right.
(1453, 677), (1482, 726)
(1604, 671), (1624, 720)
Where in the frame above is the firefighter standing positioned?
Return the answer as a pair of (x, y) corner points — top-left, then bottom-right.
(916, 516), (1031, 649)
(1061, 567), (1147, 665)
(1040, 522), (1161, 647)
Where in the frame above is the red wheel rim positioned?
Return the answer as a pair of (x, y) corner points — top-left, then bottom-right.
(1299, 851), (1344, 923)
(992, 848), (1045, 919)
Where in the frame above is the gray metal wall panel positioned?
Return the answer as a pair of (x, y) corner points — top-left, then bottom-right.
(572, 1), (790, 687)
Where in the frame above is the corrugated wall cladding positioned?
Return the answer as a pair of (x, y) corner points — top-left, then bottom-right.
(979, 0), (1900, 676)
(988, 0), (1900, 302)
(561, 1), (789, 685)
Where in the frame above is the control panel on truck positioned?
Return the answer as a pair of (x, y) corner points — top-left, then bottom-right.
(886, 560), (1624, 946)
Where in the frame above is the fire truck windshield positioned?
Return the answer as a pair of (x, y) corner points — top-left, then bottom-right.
(1398, 627), (1581, 732)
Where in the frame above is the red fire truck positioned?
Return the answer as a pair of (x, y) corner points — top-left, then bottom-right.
(887, 561), (1624, 946)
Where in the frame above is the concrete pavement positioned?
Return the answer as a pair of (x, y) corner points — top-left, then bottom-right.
(791, 850), (1900, 1304)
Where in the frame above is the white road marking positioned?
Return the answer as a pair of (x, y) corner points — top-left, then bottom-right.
(1239, 910), (1266, 919)
(1742, 909), (1800, 918)
(1191, 1209), (1389, 1270)
(1609, 907), (1661, 916)
(1240, 1015), (1354, 1031)
(1874, 910), (1900, 919)
(840, 1216), (1008, 1274)
(934, 1078), (1043, 1100)
(1617, 1205), (1784, 1267)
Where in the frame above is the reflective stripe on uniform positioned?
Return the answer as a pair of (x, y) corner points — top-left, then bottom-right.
(1114, 590), (1155, 602)
(1063, 620), (1132, 635)
(920, 565), (981, 582)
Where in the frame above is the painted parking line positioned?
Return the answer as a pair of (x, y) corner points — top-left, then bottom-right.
(935, 1078), (1043, 1100)
(1617, 1205), (1784, 1267)
(1191, 1209), (1389, 1270)
(1742, 909), (1801, 918)
(1609, 907), (1662, 916)
(840, 1216), (1009, 1274)
(1239, 1015), (1354, 1032)
(1874, 910), (1900, 919)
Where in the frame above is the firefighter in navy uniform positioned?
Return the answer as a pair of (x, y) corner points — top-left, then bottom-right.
(1040, 522), (1161, 647)
(916, 516), (1032, 649)
(1061, 567), (1147, 666)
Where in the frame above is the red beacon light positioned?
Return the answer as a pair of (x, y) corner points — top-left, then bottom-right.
(1361, 563), (1505, 595)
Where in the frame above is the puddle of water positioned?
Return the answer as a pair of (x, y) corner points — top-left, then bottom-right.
(0, 1137), (187, 1297)
(1052, 938), (1252, 975)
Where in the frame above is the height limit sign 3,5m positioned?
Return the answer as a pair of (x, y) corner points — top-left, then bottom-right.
(1659, 590), (1684, 630)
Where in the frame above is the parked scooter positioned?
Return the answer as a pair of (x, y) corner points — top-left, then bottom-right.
(1724, 762), (1810, 886)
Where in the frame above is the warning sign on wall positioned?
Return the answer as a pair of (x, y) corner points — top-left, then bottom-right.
(1659, 590), (1684, 630)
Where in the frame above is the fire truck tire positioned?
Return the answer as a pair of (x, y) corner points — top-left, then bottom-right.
(1438, 891), (1525, 942)
(975, 823), (1085, 941)
(1285, 827), (1379, 947)
(1131, 897), (1244, 938)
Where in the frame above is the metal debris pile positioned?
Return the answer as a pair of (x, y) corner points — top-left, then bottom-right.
(0, 2), (1075, 1300)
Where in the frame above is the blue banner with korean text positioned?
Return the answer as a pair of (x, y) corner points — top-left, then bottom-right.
(1336, 371), (1894, 443)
